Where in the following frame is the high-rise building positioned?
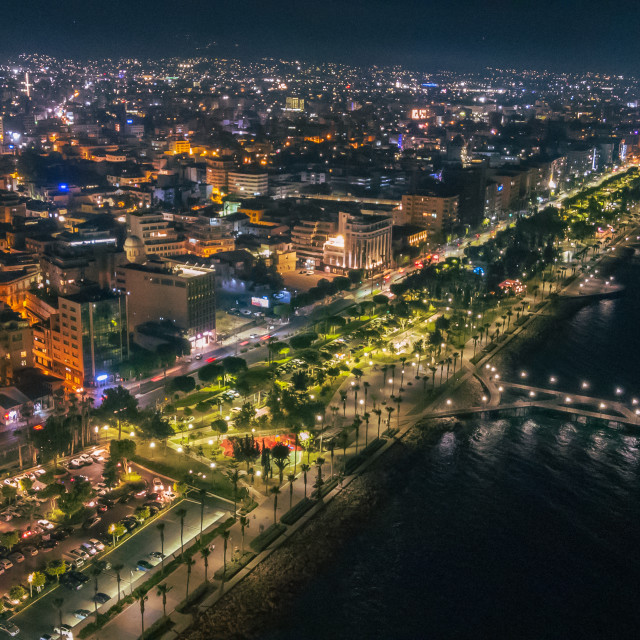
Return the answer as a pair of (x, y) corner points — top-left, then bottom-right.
(401, 192), (459, 237)
(116, 261), (216, 346)
(35, 290), (129, 389)
(0, 306), (33, 384)
(323, 211), (392, 272)
(227, 170), (269, 196)
(126, 211), (186, 258)
(285, 97), (305, 111)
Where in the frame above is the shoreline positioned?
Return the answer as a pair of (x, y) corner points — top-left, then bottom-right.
(178, 238), (639, 640)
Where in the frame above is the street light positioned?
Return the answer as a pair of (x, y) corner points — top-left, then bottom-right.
(27, 572), (33, 597)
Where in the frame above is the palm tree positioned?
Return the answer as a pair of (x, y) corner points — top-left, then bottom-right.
(270, 485), (281, 524)
(53, 597), (64, 637)
(452, 352), (459, 376)
(300, 463), (310, 498)
(314, 457), (325, 500)
(239, 515), (250, 555)
(229, 467), (240, 519)
(156, 523), (166, 570)
(373, 408), (383, 439)
(134, 589), (148, 638)
(363, 381), (370, 413)
(352, 384), (360, 415)
(326, 441), (336, 478)
(200, 547), (211, 583)
(198, 488), (207, 534)
(472, 334), (479, 356)
(337, 430), (350, 471)
(222, 530), (230, 576)
(184, 557), (196, 599)
(353, 416), (362, 455)
(385, 406), (395, 431)
(287, 473), (296, 509)
(339, 390), (348, 417)
(395, 396), (402, 429)
(363, 412), (371, 447)
(90, 565), (103, 616)
(176, 507), (187, 555)
(156, 583), (172, 618)
(113, 563), (124, 602)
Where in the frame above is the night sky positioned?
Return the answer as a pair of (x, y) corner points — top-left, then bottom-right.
(6, 0), (640, 72)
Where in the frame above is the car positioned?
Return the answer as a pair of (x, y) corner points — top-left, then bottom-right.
(39, 634), (53, 640)
(81, 542), (98, 555)
(73, 608), (91, 620)
(22, 545), (38, 556)
(194, 354), (202, 360)
(38, 519), (55, 530)
(93, 592), (110, 604)
(41, 540), (58, 551)
(249, 333), (259, 339)
(0, 621), (19, 636)
(89, 538), (105, 551)
(34, 468), (46, 476)
(7, 552), (23, 564)
(152, 477), (164, 491)
(122, 519), (139, 532)
(83, 515), (101, 529)
(144, 501), (163, 511)
(149, 551), (165, 560)
(146, 492), (160, 502)
(61, 575), (83, 590)
(146, 505), (159, 516)
(69, 570), (89, 584)
(0, 559), (13, 570)
(136, 560), (153, 572)
(70, 548), (90, 560)
(164, 490), (176, 501)
(51, 527), (72, 541)
(118, 493), (133, 504)
(68, 459), (81, 469)
(2, 479), (17, 488)
(53, 624), (73, 637)
(96, 502), (108, 513)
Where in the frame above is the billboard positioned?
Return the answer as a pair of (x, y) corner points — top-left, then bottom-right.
(251, 296), (270, 308)
(410, 108), (428, 120)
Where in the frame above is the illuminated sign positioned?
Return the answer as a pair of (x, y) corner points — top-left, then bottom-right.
(96, 374), (108, 382)
(251, 297), (270, 308)
(497, 184), (503, 192)
(410, 109), (428, 120)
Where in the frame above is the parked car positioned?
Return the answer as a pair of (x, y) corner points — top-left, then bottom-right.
(81, 542), (98, 555)
(22, 545), (38, 556)
(0, 621), (19, 636)
(7, 552), (24, 564)
(92, 592), (110, 604)
(41, 540), (58, 552)
(136, 560), (153, 572)
(0, 559), (13, 570)
(73, 608), (91, 620)
(89, 538), (105, 551)
(82, 515), (101, 529)
(152, 477), (164, 492)
(53, 623), (73, 637)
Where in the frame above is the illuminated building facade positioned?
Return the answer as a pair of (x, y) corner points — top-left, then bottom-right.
(323, 211), (392, 272)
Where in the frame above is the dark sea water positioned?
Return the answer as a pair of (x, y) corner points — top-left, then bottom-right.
(268, 246), (640, 640)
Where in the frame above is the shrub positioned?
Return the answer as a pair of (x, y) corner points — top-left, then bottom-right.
(250, 523), (286, 553)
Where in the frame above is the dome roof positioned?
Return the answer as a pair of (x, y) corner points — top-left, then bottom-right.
(124, 235), (144, 249)
(124, 235), (146, 263)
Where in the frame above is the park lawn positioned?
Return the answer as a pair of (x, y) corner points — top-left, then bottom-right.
(174, 388), (223, 409)
(134, 441), (235, 500)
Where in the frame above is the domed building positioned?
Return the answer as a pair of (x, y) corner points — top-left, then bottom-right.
(124, 235), (146, 264)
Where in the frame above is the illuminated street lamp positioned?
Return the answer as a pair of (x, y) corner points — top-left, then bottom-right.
(27, 572), (33, 597)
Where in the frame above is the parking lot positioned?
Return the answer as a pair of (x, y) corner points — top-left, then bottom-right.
(0, 444), (231, 639)
(11, 492), (229, 639)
